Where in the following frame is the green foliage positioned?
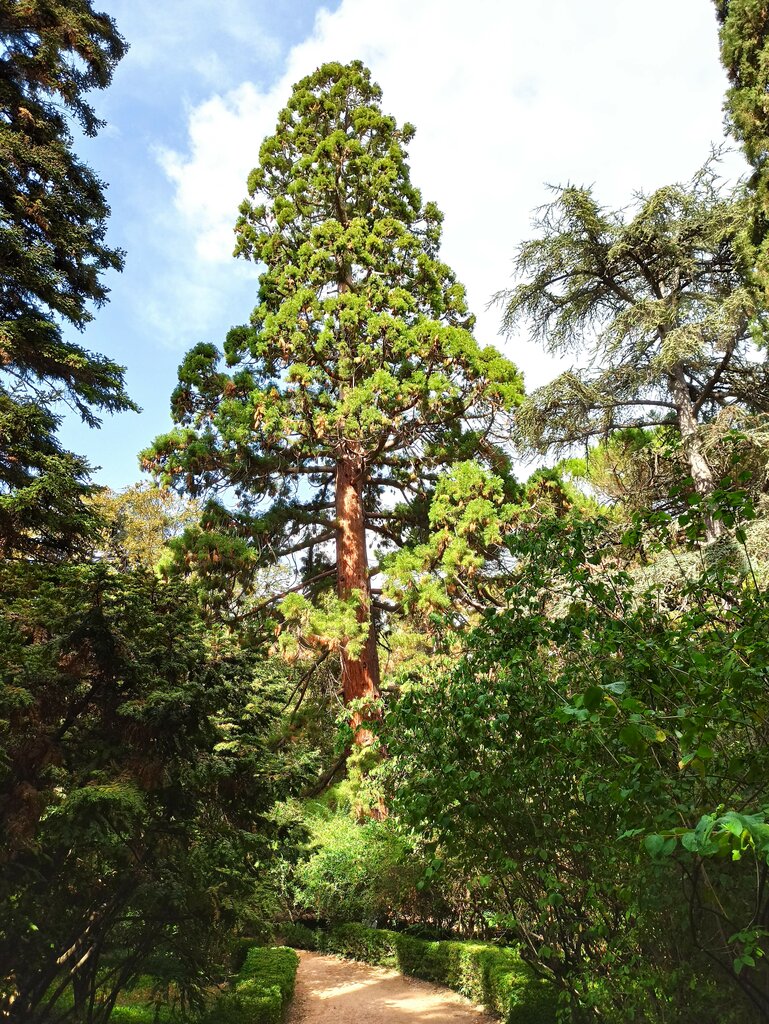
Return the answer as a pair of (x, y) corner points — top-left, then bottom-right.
(0, 394), (101, 559)
(156, 498), (294, 626)
(292, 801), (419, 926)
(279, 923), (319, 951)
(0, 0), (128, 347)
(143, 60), (521, 656)
(202, 946), (298, 1024)
(287, 923), (556, 1024)
(497, 165), (765, 540)
(87, 484), (201, 571)
(0, 563), (310, 1022)
(384, 481), (769, 1021)
(383, 460), (518, 624)
(553, 419), (769, 526)
(557, 426), (680, 515)
(108, 1010), (175, 1024)
(499, 168), (763, 445)
(715, 0), (769, 284)
(270, 774), (489, 934)
(99, 975), (183, 1023)
(0, 0), (136, 556)
(279, 589), (368, 661)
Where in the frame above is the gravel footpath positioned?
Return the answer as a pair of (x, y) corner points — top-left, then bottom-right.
(287, 949), (496, 1024)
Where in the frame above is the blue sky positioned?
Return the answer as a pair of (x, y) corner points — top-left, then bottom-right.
(58, 0), (746, 490)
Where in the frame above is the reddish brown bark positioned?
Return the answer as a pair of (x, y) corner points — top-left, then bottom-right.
(335, 455), (381, 745)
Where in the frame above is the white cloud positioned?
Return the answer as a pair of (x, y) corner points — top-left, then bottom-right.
(157, 82), (283, 263)
(158, 0), (747, 388)
(117, 0), (282, 77)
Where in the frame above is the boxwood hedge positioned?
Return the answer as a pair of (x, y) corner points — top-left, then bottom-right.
(202, 945), (298, 1024)
(281, 922), (556, 1023)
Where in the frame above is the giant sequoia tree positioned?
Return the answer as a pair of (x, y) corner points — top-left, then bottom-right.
(0, 0), (135, 555)
(146, 62), (521, 736)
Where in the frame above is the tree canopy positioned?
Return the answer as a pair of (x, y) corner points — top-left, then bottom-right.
(0, 0), (135, 556)
(0, 561), (307, 1023)
(145, 61), (522, 734)
(715, 0), (769, 282)
(497, 170), (766, 538)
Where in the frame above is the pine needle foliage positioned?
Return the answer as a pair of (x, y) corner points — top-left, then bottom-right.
(145, 61), (521, 698)
(715, 1), (769, 282)
(0, 0), (133, 418)
(497, 168), (766, 536)
(0, 1), (136, 556)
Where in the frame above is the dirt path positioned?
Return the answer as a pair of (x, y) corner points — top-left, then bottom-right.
(287, 950), (496, 1024)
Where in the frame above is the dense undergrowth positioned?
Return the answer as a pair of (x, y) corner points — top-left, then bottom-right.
(282, 780), (491, 935)
(33, 946), (298, 1024)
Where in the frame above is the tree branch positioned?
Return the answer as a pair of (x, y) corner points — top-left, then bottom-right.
(227, 568), (337, 623)
(276, 529), (335, 558)
(693, 337), (739, 415)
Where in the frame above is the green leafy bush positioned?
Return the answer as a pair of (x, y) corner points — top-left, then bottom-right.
(290, 792), (486, 932)
(287, 923), (556, 1023)
(293, 805), (416, 925)
(279, 923), (319, 951)
(202, 946), (298, 1024)
(384, 499), (769, 1021)
(230, 936), (267, 972)
(109, 1009), (175, 1024)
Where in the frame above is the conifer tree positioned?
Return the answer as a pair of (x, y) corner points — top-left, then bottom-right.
(497, 171), (766, 541)
(715, 1), (769, 282)
(146, 61), (522, 738)
(0, 0), (135, 555)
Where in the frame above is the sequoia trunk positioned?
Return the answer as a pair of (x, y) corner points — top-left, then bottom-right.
(335, 455), (381, 744)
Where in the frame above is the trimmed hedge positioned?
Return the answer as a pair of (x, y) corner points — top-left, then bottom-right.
(230, 935), (264, 971)
(203, 945), (298, 1024)
(282, 922), (556, 1024)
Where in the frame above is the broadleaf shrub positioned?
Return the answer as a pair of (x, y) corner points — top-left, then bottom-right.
(289, 793), (486, 932)
(383, 498), (769, 1021)
(293, 807), (418, 924)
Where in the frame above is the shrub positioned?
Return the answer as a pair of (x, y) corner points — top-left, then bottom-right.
(202, 945), (298, 1024)
(286, 923), (556, 1023)
(109, 1010), (175, 1023)
(293, 810), (414, 925)
(291, 797), (483, 932)
(384, 504), (769, 1021)
(0, 565), (306, 1022)
(279, 923), (319, 951)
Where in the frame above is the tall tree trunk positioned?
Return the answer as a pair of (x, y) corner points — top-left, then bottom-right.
(670, 366), (723, 542)
(335, 455), (381, 745)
